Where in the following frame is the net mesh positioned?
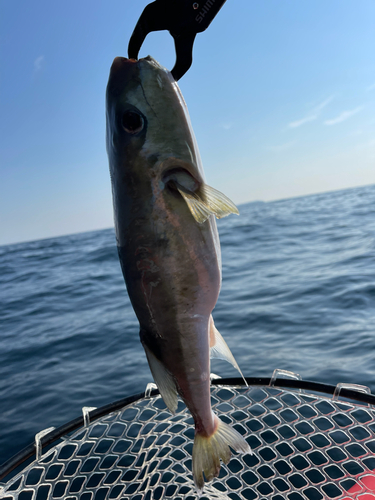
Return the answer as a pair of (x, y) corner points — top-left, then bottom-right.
(2, 383), (375, 500)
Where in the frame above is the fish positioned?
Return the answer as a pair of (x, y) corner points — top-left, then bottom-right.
(105, 55), (251, 490)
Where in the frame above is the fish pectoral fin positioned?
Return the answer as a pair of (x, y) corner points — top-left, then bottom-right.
(176, 187), (213, 224)
(200, 184), (240, 219)
(143, 344), (178, 414)
(209, 317), (248, 387)
(176, 183), (239, 224)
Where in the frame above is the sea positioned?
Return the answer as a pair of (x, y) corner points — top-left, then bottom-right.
(1, 183), (375, 467)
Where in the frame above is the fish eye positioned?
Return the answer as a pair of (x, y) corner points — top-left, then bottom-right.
(122, 111), (144, 134)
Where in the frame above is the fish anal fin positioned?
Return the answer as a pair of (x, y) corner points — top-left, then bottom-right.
(209, 317), (248, 387)
(175, 182), (239, 224)
(143, 343), (178, 414)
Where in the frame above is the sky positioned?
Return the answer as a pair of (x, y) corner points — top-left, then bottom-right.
(0, 0), (374, 246)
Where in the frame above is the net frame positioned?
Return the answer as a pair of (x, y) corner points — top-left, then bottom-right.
(1, 372), (375, 500)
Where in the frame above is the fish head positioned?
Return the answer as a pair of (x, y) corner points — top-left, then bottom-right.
(106, 56), (204, 184)
(106, 56), (208, 245)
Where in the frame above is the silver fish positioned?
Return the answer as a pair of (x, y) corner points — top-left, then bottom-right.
(106, 56), (250, 490)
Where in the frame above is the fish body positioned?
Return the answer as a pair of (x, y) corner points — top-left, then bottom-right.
(106, 56), (250, 489)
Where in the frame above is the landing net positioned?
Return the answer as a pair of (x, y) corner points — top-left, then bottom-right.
(1, 371), (375, 500)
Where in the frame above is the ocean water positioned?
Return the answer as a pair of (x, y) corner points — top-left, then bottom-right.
(1, 184), (375, 466)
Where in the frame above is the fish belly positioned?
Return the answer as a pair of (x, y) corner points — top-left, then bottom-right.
(118, 211), (220, 436)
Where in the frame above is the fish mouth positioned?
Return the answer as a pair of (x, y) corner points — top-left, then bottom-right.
(107, 57), (140, 86)
(110, 56), (137, 69)
(110, 56), (162, 74)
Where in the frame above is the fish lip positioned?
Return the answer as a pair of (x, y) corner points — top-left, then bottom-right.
(110, 55), (163, 72)
(110, 56), (138, 70)
(109, 57), (142, 78)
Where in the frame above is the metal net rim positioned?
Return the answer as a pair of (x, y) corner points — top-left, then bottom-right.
(1, 374), (374, 483)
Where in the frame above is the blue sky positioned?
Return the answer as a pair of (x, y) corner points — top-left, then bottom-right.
(1, 0), (374, 245)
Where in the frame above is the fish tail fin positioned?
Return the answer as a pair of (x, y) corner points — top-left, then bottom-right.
(192, 414), (251, 491)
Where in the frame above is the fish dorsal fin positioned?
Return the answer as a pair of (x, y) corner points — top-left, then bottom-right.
(143, 343), (178, 414)
(176, 183), (239, 224)
(209, 317), (248, 387)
